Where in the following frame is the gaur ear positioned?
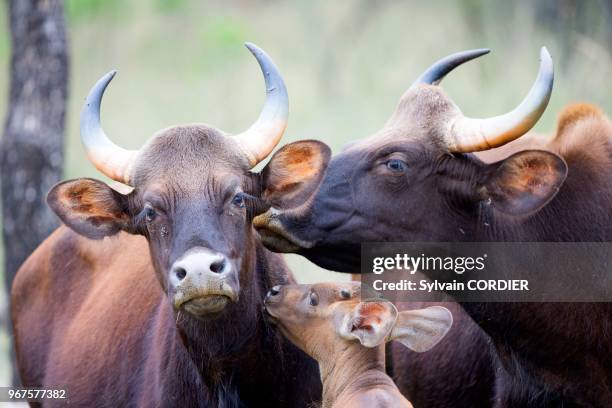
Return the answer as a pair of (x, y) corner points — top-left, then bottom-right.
(481, 150), (567, 216)
(388, 306), (453, 352)
(338, 300), (398, 347)
(47, 178), (131, 239)
(261, 140), (331, 209)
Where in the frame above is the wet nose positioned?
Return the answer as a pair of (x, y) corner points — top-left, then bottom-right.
(170, 249), (230, 285)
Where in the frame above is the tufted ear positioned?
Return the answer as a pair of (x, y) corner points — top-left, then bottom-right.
(481, 150), (567, 216)
(261, 140), (331, 209)
(47, 178), (131, 239)
(388, 306), (453, 352)
(338, 300), (398, 347)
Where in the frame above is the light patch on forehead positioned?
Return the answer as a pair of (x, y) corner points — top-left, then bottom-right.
(345, 121), (445, 156)
(345, 84), (462, 153)
(130, 124), (250, 188)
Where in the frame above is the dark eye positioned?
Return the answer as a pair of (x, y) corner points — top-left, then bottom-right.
(232, 193), (246, 208)
(309, 291), (319, 306)
(386, 159), (407, 172)
(340, 289), (351, 299)
(145, 206), (157, 222)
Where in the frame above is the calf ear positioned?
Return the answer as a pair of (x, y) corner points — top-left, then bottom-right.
(389, 306), (453, 352)
(481, 150), (567, 216)
(261, 140), (331, 209)
(338, 300), (398, 347)
(47, 178), (131, 239)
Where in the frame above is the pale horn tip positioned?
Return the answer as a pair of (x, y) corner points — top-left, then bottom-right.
(234, 42), (289, 167)
(244, 42), (267, 63)
(473, 48), (492, 56)
(539, 46), (553, 79)
(100, 69), (118, 85)
(244, 41), (258, 52)
(530, 46), (554, 109)
(102, 69), (118, 80)
(447, 46), (554, 153)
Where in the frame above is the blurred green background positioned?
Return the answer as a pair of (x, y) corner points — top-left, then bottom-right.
(0, 0), (611, 386)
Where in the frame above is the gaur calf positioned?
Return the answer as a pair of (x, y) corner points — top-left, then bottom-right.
(264, 282), (453, 408)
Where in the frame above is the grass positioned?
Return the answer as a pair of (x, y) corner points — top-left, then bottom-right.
(0, 0), (611, 386)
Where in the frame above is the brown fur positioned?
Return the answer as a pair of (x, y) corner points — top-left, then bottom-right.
(555, 103), (604, 138)
(255, 96), (612, 407)
(12, 125), (329, 407)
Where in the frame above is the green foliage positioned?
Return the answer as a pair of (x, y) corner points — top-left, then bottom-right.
(154, 0), (188, 13)
(0, 5), (9, 61)
(202, 16), (248, 49)
(65, 0), (128, 22)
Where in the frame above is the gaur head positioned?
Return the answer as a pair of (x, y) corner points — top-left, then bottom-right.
(47, 43), (330, 317)
(264, 282), (453, 359)
(254, 48), (567, 272)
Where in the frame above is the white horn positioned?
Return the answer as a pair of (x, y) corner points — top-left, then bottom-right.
(446, 47), (554, 152)
(80, 70), (138, 184)
(234, 43), (289, 167)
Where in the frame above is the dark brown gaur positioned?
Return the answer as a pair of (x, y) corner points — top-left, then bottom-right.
(254, 48), (612, 407)
(264, 282), (453, 408)
(11, 43), (330, 407)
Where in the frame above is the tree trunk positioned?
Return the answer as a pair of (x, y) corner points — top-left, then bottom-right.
(1, 0), (69, 386)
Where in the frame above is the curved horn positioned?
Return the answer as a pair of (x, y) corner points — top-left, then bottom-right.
(446, 47), (554, 152)
(412, 48), (490, 87)
(234, 43), (289, 167)
(80, 71), (138, 184)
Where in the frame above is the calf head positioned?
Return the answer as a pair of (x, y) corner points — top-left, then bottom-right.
(47, 44), (330, 318)
(264, 282), (452, 360)
(255, 48), (568, 271)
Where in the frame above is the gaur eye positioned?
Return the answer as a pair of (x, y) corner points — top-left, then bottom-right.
(145, 206), (157, 223)
(386, 159), (407, 172)
(309, 291), (319, 306)
(231, 193), (246, 208)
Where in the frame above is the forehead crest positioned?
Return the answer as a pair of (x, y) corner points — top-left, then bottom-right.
(131, 125), (249, 186)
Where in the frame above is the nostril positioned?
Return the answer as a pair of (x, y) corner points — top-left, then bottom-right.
(175, 267), (187, 280)
(270, 285), (281, 296)
(210, 259), (226, 274)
